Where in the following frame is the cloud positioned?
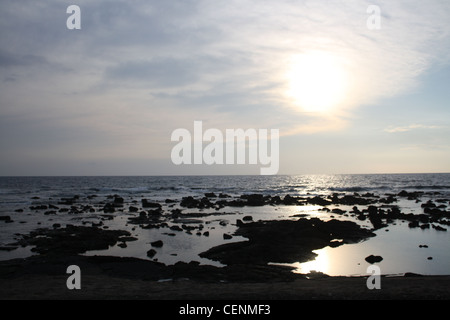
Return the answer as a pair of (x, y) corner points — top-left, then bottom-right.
(1, 0), (450, 174)
(384, 124), (443, 133)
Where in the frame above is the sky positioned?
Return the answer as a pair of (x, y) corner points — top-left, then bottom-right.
(0, 0), (450, 176)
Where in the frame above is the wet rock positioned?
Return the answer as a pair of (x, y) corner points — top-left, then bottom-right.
(141, 199), (161, 209)
(119, 236), (138, 242)
(331, 208), (346, 215)
(432, 225), (447, 232)
(30, 205), (48, 211)
(102, 203), (115, 213)
(398, 190), (423, 199)
(409, 221), (420, 228)
(307, 196), (331, 206)
(205, 192), (217, 198)
(114, 196), (124, 204)
(241, 194), (265, 206)
(14, 225), (131, 255)
(170, 225), (183, 232)
(421, 200), (436, 208)
(223, 233), (233, 240)
(151, 240), (163, 248)
(365, 255), (383, 264)
(0, 216), (12, 222)
(367, 206), (387, 230)
(147, 249), (157, 258)
(129, 206), (139, 212)
(201, 218), (375, 265)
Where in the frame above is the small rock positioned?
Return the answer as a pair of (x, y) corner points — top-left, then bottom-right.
(365, 255), (383, 264)
(147, 249), (157, 258)
(151, 240), (163, 248)
(242, 215), (253, 221)
(205, 192), (217, 198)
(223, 233), (233, 240)
(433, 225), (447, 232)
(114, 197), (124, 204)
(170, 225), (183, 232)
(129, 206), (139, 212)
(142, 199), (162, 209)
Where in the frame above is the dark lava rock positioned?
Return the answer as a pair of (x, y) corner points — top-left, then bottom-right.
(147, 249), (157, 258)
(0, 216), (12, 222)
(201, 218), (375, 265)
(241, 194), (266, 206)
(114, 196), (124, 204)
(129, 206), (139, 212)
(205, 192), (217, 198)
(180, 196), (199, 208)
(141, 199), (162, 209)
(151, 240), (163, 248)
(282, 195), (299, 205)
(223, 233), (233, 240)
(433, 225), (447, 232)
(367, 206), (387, 230)
(14, 225), (131, 255)
(170, 225), (183, 232)
(102, 203), (115, 213)
(307, 196), (331, 206)
(365, 255), (383, 264)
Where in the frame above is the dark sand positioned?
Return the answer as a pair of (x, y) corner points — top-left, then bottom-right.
(1, 255), (449, 300)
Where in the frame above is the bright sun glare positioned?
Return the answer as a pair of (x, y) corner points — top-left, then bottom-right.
(287, 52), (349, 113)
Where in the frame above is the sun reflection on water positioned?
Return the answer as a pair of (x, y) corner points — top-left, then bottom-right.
(297, 249), (330, 274)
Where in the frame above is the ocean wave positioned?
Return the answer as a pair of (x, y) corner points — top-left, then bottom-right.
(404, 185), (450, 190)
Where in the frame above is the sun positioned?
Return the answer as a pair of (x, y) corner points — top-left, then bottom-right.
(287, 51), (349, 113)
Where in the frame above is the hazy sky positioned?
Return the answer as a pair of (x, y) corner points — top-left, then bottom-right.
(1, 0), (450, 176)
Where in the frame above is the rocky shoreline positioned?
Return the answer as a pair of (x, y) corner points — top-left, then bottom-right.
(1, 189), (449, 299)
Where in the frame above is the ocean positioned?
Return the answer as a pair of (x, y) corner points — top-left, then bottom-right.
(1, 174), (449, 276)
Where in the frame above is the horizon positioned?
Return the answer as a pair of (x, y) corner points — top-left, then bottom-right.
(1, 1), (450, 176)
(1, 172), (450, 178)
